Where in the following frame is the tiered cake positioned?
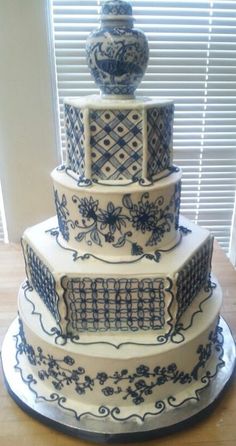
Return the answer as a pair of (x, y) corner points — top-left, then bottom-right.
(2, 0), (235, 441)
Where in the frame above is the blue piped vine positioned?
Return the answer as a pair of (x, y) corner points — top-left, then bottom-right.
(22, 281), (81, 347)
(56, 164), (180, 187)
(156, 277), (216, 345)
(46, 226), (165, 264)
(15, 318), (224, 418)
(23, 277), (175, 348)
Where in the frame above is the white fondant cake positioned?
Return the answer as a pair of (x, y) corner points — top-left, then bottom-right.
(4, 0), (232, 438)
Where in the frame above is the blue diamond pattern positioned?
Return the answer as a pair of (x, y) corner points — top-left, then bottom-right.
(90, 110), (143, 180)
(65, 104), (85, 176)
(147, 104), (174, 179)
(25, 244), (60, 322)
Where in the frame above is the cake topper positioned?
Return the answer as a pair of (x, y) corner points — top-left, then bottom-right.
(86, 0), (149, 97)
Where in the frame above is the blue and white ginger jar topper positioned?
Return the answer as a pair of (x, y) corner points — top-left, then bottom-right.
(86, 0), (149, 97)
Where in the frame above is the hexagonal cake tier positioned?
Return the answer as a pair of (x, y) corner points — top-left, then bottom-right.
(64, 96), (174, 182)
(21, 215), (213, 338)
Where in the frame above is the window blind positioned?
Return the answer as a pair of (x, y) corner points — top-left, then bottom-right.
(0, 181), (8, 243)
(52, 0), (236, 252)
(0, 213), (4, 242)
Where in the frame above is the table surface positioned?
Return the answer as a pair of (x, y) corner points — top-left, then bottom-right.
(0, 241), (235, 446)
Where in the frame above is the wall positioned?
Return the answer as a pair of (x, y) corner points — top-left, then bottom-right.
(0, 0), (60, 242)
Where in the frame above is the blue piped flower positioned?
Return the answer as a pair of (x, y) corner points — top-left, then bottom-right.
(78, 197), (98, 221)
(98, 202), (127, 234)
(130, 201), (156, 233)
(63, 355), (75, 366)
(102, 386), (114, 397)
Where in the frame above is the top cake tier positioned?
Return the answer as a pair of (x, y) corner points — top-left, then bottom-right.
(64, 96), (174, 183)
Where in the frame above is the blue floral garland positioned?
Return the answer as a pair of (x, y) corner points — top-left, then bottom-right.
(14, 318), (225, 421)
(54, 183), (182, 256)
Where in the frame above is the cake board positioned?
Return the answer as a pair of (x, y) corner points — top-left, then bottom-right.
(2, 317), (235, 444)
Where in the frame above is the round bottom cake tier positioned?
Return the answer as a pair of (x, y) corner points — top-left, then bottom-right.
(2, 278), (236, 441)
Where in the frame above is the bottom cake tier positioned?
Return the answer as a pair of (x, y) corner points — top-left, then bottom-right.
(2, 275), (236, 441)
(10, 278), (225, 421)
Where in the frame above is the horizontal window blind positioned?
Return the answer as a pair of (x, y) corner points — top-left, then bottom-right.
(52, 0), (236, 252)
(0, 213), (4, 242)
(0, 180), (8, 243)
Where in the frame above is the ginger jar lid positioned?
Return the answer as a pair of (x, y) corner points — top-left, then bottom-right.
(101, 0), (133, 21)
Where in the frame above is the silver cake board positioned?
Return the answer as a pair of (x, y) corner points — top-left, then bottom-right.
(2, 317), (236, 444)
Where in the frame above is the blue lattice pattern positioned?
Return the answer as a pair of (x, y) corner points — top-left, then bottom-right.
(64, 100), (174, 181)
(176, 237), (213, 320)
(147, 104), (174, 179)
(25, 245), (60, 322)
(65, 104), (85, 176)
(90, 109), (143, 180)
(62, 277), (166, 333)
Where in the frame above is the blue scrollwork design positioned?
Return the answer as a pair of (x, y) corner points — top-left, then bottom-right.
(62, 276), (166, 333)
(57, 164), (180, 187)
(16, 319), (224, 408)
